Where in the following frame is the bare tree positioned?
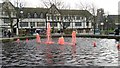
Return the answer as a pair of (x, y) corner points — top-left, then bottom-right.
(2, 0), (25, 35)
(2, 1), (15, 34)
(41, 0), (65, 9)
(76, 1), (97, 34)
(41, 0), (67, 33)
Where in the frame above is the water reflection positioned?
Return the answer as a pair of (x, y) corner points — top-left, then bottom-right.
(44, 44), (65, 65)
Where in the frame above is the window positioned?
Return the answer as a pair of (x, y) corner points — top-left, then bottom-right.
(28, 13), (31, 18)
(20, 22), (28, 27)
(4, 19), (10, 23)
(50, 22), (57, 27)
(53, 16), (56, 20)
(48, 16), (50, 20)
(75, 22), (82, 26)
(64, 16), (68, 20)
(72, 16), (75, 20)
(86, 21), (89, 26)
(37, 22), (45, 27)
(2, 11), (5, 15)
(49, 16), (52, 20)
(40, 13), (43, 18)
(76, 16), (80, 20)
(63, 22), (70, 27)
(56, 16), (59, 20)
(34, 12), (37, 18)
(30, 22), (35, 27)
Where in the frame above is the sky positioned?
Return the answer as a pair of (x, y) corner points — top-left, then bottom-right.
(0, 0), (120, 15)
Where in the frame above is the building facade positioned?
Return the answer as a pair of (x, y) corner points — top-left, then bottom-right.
(20, 4), (93, 34)
(1, 1), (93, 35)
(0, 0), (17, 33)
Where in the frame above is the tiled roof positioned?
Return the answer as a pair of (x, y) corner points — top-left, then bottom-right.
(21, 7), (92, 18)
(2, 1), (15, 8)
(1, 1), (92, 18)
(21, 7), (48, 18)
(60, 9), (92, 16)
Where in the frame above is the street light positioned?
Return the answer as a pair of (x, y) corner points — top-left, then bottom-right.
(115, 23), (119, 28)
(20, 10), (23, 28)
(101, 22), (104, 30)
(104, 15), (108, 35)
(101, 22), (104, 34)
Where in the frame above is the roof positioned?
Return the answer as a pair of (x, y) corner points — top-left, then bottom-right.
(60, 9), (92, 16)
(21, 7), (48, 18)
(2, 1), (92, 18)
(1, 1), (92, 18)
(21, 7), (92, 18)
(46, 4), (61, 14)
(107, 15), (120, 23)
(2, 1), (16, 9)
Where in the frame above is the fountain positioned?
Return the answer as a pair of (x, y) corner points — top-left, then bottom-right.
(26, 38), (29, 43)
(36, 33), (41, 43)
(72, 31), (76, 45)
(16, 38), (20, 43)
(35, 22), (76, 46)
(2, 22), (120, 67)
(58, 36), (65, 45)
(45, 23), (54, 44)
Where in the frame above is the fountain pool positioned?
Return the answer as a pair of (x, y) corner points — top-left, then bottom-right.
(1, 37), (119, 66)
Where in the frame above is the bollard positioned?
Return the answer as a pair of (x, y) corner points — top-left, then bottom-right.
(93, 41), (96, 47)
(117, 44), (120, 50)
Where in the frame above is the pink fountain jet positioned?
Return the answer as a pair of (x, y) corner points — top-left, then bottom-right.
(36, 33), (41, 43)
(72, 31), (76, 45)
(46, 22), (54, 44)
(58, 36), (65, 45)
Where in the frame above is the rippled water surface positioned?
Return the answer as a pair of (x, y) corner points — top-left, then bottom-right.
(1, 38), (119, 66)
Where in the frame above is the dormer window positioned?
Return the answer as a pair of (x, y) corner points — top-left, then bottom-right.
(34, 12), (37, 18)
(40, 12), (43, 18)
(50, 9), (52, 13)
(28, 13), (31, 18)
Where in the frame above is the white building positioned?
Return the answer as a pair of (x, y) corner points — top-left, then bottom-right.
(20, 4), (92, 34)
(0, 1), (93, 35)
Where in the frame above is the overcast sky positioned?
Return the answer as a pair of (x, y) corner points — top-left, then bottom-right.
(1, 0), (120, 15)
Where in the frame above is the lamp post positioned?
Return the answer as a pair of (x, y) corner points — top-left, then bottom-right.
(101, 22), (104, 34)
(106, 19), (108, 35)
(20, 10), (23, 27)
(115, 23), (119, 28)
(16, 4), (19, 35)
(104, 14), (108, 35)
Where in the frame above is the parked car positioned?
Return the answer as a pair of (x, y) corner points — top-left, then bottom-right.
(108, 32), (114, 36)
(33, 29), (46, 35)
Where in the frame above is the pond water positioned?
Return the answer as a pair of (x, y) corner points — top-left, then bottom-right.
(1, 37), (119, 66)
